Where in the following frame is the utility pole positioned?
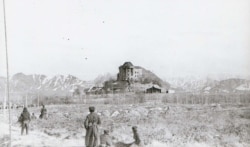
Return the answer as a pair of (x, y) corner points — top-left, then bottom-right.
(25, 93), (27, 107)
(3, 82), (6, 117)
(3, 0), (12, 145)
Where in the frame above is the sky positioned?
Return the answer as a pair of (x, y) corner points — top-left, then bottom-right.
(0, 0), (250, 80)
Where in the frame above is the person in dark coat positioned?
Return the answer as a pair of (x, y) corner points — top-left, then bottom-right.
(18, 107), (31, 135)
(84, 106), (101, 147)
(39, 105), (47, 119)
(100, 130), (112, 147)
(131, 126), (143, 147)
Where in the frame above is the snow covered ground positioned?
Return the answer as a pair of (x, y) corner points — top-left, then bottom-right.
(1, 103), (250, 147)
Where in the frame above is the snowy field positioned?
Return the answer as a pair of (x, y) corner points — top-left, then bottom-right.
(1, 102), (250, 147)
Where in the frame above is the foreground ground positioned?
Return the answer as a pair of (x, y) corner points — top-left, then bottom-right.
(1, 102), (250, 147)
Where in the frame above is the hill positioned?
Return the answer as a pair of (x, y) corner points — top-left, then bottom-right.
(101, 66), (170, 93)
(202, 78), (250, 93)
(138, 67), (170, 88)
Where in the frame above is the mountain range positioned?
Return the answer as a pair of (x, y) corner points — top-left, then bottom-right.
(166, 77), (250, 93)
(0, 73), (89, 97)
(0, 73), (250, 97)
(202, 78), (250, 93)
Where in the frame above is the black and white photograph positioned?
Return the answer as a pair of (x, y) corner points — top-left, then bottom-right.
(0, 0), (250, 146)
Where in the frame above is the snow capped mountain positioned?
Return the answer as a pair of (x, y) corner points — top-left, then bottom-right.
(236, 83), (250, 91)
(41, 74), (85, 91)
(166, 76), (216, 92)
(204, 78), (250, 93)
(166, 76), (250, 93)
(8, 73), (87, 93)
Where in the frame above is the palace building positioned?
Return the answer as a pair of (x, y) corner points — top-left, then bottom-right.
(117, 62), (142, 82)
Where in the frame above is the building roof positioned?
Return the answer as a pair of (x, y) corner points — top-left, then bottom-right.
(147, 85), (161, 90)
(134, 66), (142, 69)
(121, 62), (133, 68)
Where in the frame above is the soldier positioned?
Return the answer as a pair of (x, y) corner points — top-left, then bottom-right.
(31, 113), (37, 120)
(131, 126), (143, 147)
(100, 130), (112, 147)
(39, 105), (47, 119)
(18, 107), (31, 135)
(84, 106), (101, 147)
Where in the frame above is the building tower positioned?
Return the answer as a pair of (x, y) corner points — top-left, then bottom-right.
(117, 62), (142, 82)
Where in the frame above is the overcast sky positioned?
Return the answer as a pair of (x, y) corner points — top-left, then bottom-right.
(0, 0), (249, 80)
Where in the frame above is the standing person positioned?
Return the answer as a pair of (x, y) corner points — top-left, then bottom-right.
(100, 130), (113, 147)
(39, 104), (47, 119)
(31, 113), (37, 120)
(84, 106), (101, 147)
(18, 107), (31, 135)
(131, 126), (143, 147)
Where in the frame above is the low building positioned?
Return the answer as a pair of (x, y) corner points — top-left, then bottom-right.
(146, 85), (161, 93)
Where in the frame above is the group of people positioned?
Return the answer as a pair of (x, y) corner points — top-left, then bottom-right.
(18, 105), (142, 147)
(84, 106), (143, 147)
(18, 105), (47, 135)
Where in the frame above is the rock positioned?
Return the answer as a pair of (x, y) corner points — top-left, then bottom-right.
(111, 111), (120, 117)
(135, 107), (149, 116)
(102, 110), (110, 117)
(164, 106), (170, 111)
(128, 110), (141, 117)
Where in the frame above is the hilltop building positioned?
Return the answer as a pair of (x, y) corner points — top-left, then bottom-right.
(117, 62), (142, 82)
